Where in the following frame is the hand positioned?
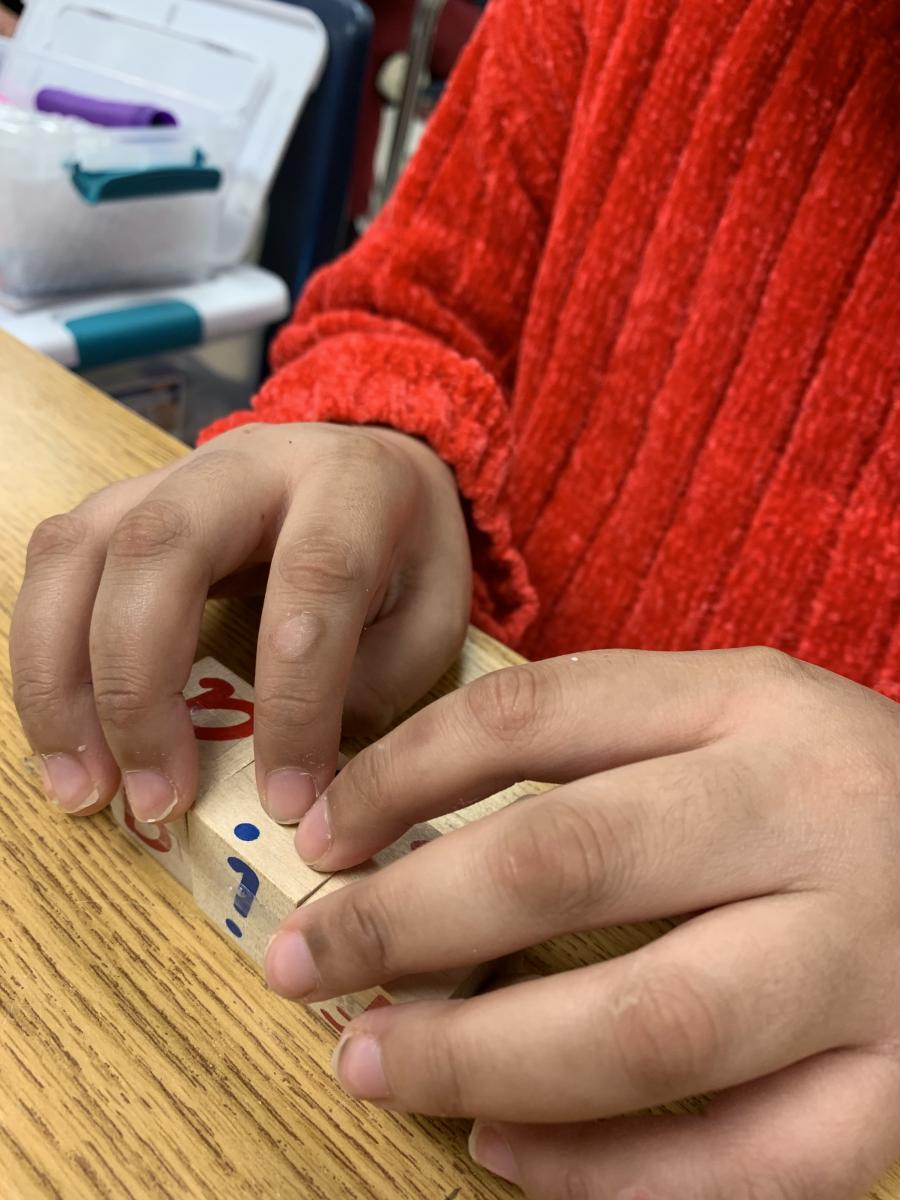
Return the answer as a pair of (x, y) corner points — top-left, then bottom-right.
(265, 647), (900, 1199)
(10, 422), (470, 823)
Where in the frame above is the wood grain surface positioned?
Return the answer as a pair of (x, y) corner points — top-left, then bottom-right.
(1, 330), (897, 1200)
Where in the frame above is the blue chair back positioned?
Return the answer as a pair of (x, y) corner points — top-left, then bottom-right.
(260, 0), (373, 301)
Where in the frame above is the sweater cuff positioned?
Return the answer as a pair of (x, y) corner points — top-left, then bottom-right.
(199, 330), (539, 646)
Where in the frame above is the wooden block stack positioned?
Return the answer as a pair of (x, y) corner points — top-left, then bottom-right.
(110, 636), (540, 1034)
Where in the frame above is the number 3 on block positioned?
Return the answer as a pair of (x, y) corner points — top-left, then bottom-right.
(187, 677), (254, 742)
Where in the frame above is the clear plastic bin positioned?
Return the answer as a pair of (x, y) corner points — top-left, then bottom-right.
(0, 105), (228, 297)
(0, 0), (327, 300)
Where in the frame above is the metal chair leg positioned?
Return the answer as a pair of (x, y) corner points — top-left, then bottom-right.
(379, 0), (448, 204)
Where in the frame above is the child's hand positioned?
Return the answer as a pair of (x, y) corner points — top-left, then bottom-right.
(10, 422), (470, 822)
(266, 648), (900, 1200)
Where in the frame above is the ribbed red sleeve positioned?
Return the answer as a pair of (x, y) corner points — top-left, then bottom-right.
(199, 0), (586, 644)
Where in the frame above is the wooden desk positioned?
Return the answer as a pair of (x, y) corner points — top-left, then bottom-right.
(0, 332), (897, 1200)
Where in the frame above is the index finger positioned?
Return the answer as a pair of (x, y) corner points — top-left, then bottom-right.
(295, 646), (772, 868)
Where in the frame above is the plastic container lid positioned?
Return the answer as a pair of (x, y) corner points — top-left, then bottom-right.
(1, 0), (328, 264)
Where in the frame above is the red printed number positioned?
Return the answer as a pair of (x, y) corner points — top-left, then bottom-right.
(123, 801), (173, 853)
(186, 676), (254, 741)
(320, 994), (392, 1035)
(364, 995), (392, 1013)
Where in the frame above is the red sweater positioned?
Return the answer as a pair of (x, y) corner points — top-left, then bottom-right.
(203, 0), (900, 701)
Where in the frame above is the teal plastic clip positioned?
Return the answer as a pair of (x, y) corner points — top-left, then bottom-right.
(67, 301), (203, 369)
(68, 149), (222, 204)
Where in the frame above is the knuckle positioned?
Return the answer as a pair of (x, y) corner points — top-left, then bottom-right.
(740, 644), (793, 672)
(255, 681), (329, 741)
(107, 499), (192, 562)
(614, 964), (725, 1097)
(13, 665), (66, 725)
(325, 428), (398, 472)
(93, 672), (157, 731)
(26, 512), (90, 567)
(739, 644), (809, 691)
(463, 665), (550, 745)
(583, 647), (646, 675)
(181, 447), (251, 489)
(337, 883), (398, 979)
(348, 432), (394, 470)
(488, 798), (616, 922)
(277, 532), (367, 597)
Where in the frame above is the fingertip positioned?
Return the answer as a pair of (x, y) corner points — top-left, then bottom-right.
(469, 1121), (521, 1185)
(264, 929), (320, 998)
(123, 769), (179, 823)
(263, 767), (317, 825)
(295, 795), (333, 864)
(34, 752), (102, 815)
(50, 792), (106, 818)
(332, 1032), (391, 1101)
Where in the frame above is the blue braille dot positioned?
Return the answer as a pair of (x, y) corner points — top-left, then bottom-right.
(234, 822), (260, 841)
(225, 918), (242, 937)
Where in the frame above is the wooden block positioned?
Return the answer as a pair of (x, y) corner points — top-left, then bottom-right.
(108, 657), (256, 889)
(431, 778), (549, 831)
(107, 637), (552, 1030)
(181, 656), (257, 791)
(109, 792), (193, 890)
(188, 761), (330, 964)
(309, 988), (395, 1036)
(308, 964), (489, 1036)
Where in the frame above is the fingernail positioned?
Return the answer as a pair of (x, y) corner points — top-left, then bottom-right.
(264, 930), (319, 998)
(469, 1121), (520, 1185)
(265, 768), (317, 825)
(332, 1033), (390, 1100)
(38, 753), (98, 813)
(124, 770), (177, 822)
(295, 796), (332, 863)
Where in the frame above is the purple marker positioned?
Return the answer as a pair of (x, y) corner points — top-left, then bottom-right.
(36, 87), (177, 128)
